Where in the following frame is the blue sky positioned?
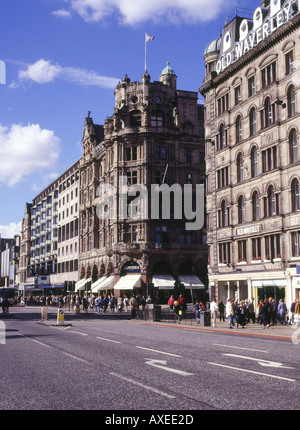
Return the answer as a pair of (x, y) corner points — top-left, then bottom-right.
(0, 0), (260, 237)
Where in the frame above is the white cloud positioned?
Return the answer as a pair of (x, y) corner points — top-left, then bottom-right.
(51, 9), (72, 19)
(0, 123), (61, 187)
(19, 59), (60, 84)
(17, 59), (119, 89)
(68, 0), (231, 24)
(0, 222), (22, 238)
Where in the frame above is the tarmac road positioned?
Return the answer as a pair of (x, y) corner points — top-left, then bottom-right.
(0, 306), (299, 412)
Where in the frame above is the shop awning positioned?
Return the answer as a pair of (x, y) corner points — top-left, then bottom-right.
(98, 276), (114, 291)
(252, 279), (286, 288)
(152, 274), (175, 290)
(75, 278), (91, 292)
(91, 276), (107, 293)
(114, 275), (141, 290)
(178, 275), (205, 289)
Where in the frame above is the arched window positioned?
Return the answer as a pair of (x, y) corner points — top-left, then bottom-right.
(287, 85), (296, 118)
(218, 123), (226, 150)
(267, 185), (276, 217)
(252, 191), (259, 221)
(289, 129), (298, 164)
(262, 97), (274, 128)
(237, 152), (243, 183)
(219, 200), (228, 227)
(236, 115), (242, 143)
(251, 146), (258, 178)
(249, 107), (256, 136)
(238, 196), (245, 224)
(291, 178), (300, 212)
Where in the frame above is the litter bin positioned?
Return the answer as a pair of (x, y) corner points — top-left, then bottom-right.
(153, 305), (161, 322)
(200, 310), (211, 327)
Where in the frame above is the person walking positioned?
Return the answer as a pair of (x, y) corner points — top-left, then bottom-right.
(294, 299), (300, 326)
(247, 298), (255, 324)
(226, 299), (234, 329)
(277, 299), (287, 325)
(210, 299), (219, 327)
(290, 299), (296, 325)
(261, 298), (271, 328)
(168, 295), (175, 310)
(194, 300), (201, 324)
(218, 300), (225, 322)
(235, 301), (246, 328)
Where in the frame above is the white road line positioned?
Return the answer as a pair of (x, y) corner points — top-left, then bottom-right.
(97, 337), (122, 344)
(222, 353), (294, 369)
(208, 362), (296, 382)
(145, 358), (194, 376)
(31, 339), (51, 348)
(69, 331), (88, 336)
(136, 346), (181, 357)
(213, 344), (268, 353)
(110, 372), (175, 399)
(63, 352), (90, 364)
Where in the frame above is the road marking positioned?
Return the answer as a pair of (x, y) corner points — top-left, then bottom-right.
(208, 362), (296, 382)
(144, 358), (194, 376)
(136, 346), (181, 357)
(213, 344), (268, 353)
(110, 372), (175, 399)
(69, 331), (88, 336)
(223, 353), (294, 369)
(97, 337), (122, 344)
(31, 339), (51, 348)
(63, 352), (90, 364)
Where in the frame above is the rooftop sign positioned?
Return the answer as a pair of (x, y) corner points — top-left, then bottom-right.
(217, 0), (299, 74)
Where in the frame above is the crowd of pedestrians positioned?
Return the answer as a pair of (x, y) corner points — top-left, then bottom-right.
(207, 297), (300, 329)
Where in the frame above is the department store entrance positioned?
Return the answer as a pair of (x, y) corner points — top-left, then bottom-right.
(257, 286), (285, 303)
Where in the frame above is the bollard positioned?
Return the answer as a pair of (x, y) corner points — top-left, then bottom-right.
(57, 308), (64, 325)
(41, 307), (48, 321)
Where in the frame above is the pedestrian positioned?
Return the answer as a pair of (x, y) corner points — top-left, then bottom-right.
(194, 300), (201, 324)
(95, 296), (101, 314)
(210, 299), (219, 327)
(226, 299), (234, 329)
(117, 297), (123, 314)
(235, 301), (246, 328)
(277, 299), (287, 325)
(261, 298), (271, 328)
(168, 295), (175, 310)
(294, 299), (300, 326)
(290, 299), (296, 325)
(247, 298), (255, 324)
(218, 300), (225, 322)
(269, 297), (277, 326)
(123, 296), (129, 312)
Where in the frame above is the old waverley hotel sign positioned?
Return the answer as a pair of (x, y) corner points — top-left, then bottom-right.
(217, 0), (299, 74)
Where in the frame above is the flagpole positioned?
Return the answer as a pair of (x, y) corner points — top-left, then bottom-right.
(145, 32), (147, 72)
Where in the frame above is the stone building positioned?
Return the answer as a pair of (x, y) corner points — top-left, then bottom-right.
(78, 63), (207, 301)
(18, 203), (32, 287)
(200, 0), (300, 308)
(20, 161), (80, 295)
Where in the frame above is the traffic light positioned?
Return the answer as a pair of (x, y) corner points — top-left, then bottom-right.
(68, 281), (73, 293)
(86, 281), (91, 291)
(64, 281), (68, 293)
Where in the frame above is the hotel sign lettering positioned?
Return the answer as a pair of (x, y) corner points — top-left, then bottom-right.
(217, 0), (299, 74)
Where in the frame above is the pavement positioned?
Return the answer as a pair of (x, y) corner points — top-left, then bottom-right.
(3, 304), (298, 341)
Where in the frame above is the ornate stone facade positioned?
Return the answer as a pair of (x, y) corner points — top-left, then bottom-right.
(200, 0), (300, 307)
(79, 65), (207, 300)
